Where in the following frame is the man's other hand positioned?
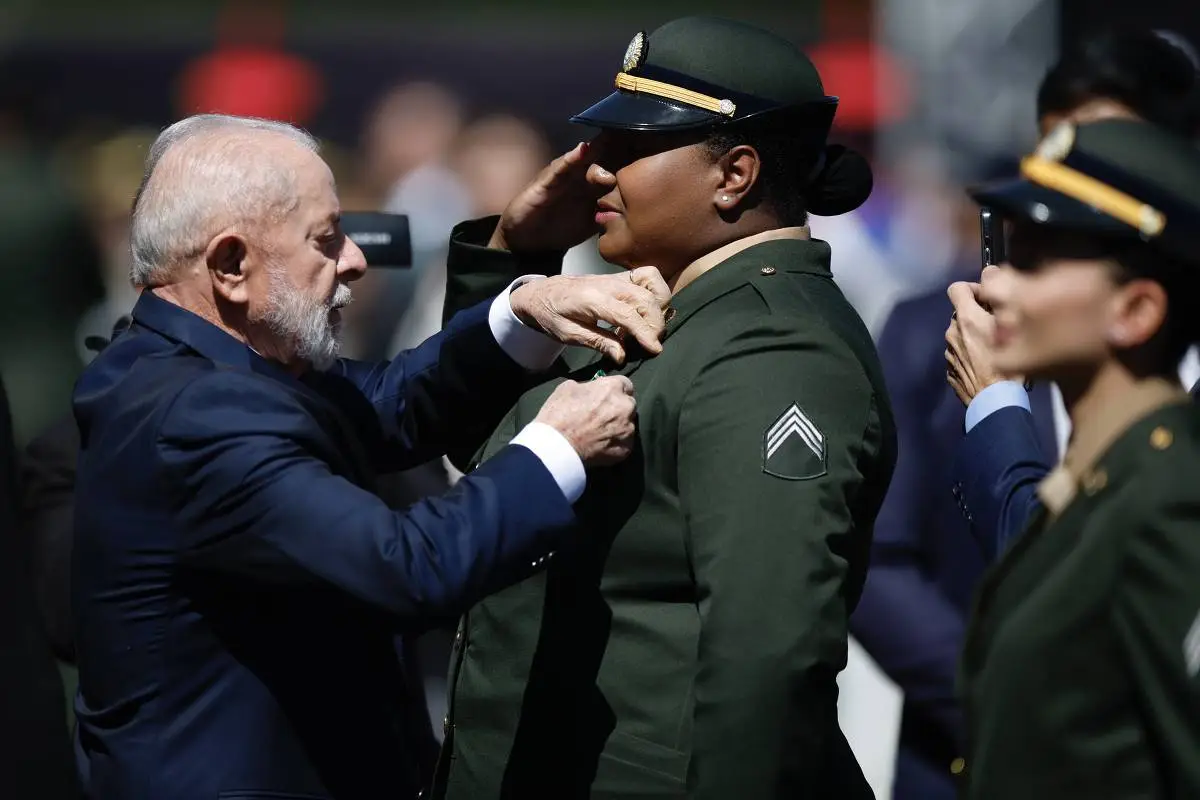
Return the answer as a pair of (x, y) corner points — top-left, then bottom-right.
(510, 268), (671, 364)
(535, 376), (637, 466)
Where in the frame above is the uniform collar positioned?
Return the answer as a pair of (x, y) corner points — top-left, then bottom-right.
(672, 226), (810, 294)
(659, 229), (830, 346)
(1037, 377), (1188, 516)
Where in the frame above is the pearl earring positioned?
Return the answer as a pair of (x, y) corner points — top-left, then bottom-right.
(721, 195), (730, 202)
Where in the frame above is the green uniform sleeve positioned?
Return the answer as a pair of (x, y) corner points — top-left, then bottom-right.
(440, 216), (566, 472)
(678, 321), (882, 798)
(1112, 487), (1200, 796)
(442, 216), (566, 328)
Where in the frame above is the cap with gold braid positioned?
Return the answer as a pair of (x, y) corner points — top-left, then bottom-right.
(571, 16), (838, 133)
(971, 118), (1200, 265)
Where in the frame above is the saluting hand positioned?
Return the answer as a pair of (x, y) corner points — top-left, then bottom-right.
(489, 142), (603, 253)
(945, 266), (1024, 405)
(511, 268), (672, 365)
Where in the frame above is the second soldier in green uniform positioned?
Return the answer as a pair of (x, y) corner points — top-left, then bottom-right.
(959, 118), (1200, 798)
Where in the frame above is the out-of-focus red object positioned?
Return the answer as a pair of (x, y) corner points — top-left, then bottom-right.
(177, 46), (324, 124)
(175, 1), (323, 125)
(809, 39), (913, 130)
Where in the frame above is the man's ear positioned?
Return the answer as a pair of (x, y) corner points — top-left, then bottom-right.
(714, 144), (761, 212)
(207, 233), (250, 306)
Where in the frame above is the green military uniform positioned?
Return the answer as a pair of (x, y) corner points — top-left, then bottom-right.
(960, 119), (1200, 798)
(431, 18), (896, 799)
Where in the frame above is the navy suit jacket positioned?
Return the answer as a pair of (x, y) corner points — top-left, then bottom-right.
(848, 288), (995, 800)
(72, 290), (576, 800)
(953, 380), (1200, 561)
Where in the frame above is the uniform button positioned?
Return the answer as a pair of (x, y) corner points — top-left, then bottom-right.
(760, 266), (776, 275)
(950, 757), (966, 775)
(443, 716), (451, 737)
(1081, 468), (1108, 495)
(1150, 426), (1174, 450)
(664, 306), (677, 322)
(454, 629), (463, 647)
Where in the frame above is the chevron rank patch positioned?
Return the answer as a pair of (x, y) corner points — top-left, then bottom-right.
(763, 403), (827, 480)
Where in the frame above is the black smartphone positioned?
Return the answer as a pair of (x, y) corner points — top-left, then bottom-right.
(979, 207), (1006, 269)
(341, 212), (413, 267)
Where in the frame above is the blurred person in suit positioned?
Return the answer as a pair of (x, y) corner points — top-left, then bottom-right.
(0, 372), (80, 800)
(71, 112), (669, 800)
(946, 28), (1200, 562)
(853, 27), (1200, 800)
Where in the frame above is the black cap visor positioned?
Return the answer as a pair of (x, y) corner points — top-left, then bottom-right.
(570, 90), (723, 131)
(971, 177), (1130, 237)
(571, 90), (840, 134)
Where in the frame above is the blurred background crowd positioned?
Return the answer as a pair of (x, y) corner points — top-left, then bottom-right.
(2, 0), (1198, 797)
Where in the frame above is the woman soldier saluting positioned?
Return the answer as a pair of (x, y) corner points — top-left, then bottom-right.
(433, 15), (894, 800)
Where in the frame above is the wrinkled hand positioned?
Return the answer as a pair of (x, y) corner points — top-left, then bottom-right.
(489, 142), (603, 253)
(535, 376), (637, 466)
(945, 268), (1023, 405)
(510, 268), (671, 364)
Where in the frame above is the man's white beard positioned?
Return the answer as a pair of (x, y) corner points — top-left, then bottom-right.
(263, 268), (353, 372)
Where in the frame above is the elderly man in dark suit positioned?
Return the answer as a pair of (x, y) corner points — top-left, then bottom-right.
(71, 113), (670, 800)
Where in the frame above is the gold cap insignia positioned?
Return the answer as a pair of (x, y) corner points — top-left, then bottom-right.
(1035, 122), (1076, 162)
(623, 31), (647, 72)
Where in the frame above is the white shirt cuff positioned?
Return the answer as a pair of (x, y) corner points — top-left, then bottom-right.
(487, 276), (565, 371)
(965, 380), (1031, 432)
(510, 421), (587, 504)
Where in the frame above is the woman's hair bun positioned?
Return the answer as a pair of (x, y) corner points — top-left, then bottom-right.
(806, 144), (873, 217)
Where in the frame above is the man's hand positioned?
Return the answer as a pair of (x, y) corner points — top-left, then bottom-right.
(945, 267), (1023, 405)
(511, 268), (671, 365)
(489, 142), (603, 253)
(535, 376), (637, 466)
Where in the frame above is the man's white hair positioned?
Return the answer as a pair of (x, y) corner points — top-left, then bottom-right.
(129, 114), (320, 286)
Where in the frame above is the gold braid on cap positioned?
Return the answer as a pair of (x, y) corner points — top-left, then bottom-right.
(1021, 156), (1166, 237)
(614, 72), (737, 117)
